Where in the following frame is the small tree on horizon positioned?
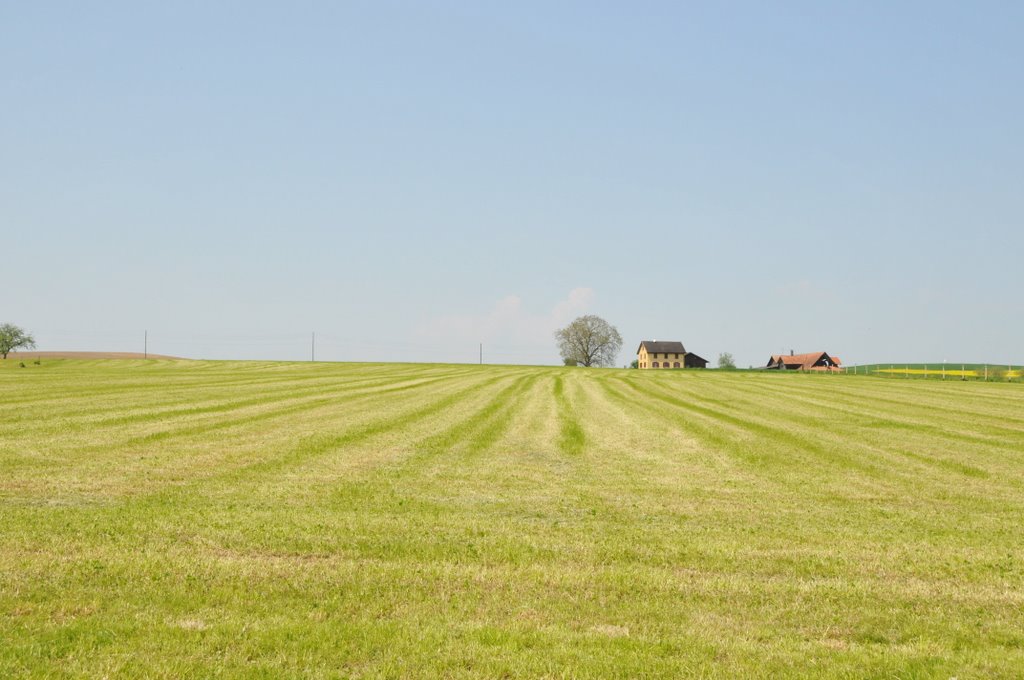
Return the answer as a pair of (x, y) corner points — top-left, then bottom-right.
(0, 323), (36, 360)
(717, 352), (737, 370)
(554, 315), (623, 368)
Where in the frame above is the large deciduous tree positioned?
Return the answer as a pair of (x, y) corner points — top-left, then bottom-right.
(0, 323), (36, 359)
(554, 315), (622, 368)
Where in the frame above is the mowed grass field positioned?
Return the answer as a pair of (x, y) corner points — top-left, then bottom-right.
(2, 360), (1024, 678)
(857, 364), (1023, 380)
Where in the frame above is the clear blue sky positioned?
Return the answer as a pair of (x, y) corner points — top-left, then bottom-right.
(4, 2), (1022, 366)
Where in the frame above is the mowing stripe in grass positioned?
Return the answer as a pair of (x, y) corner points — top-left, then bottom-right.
(681, 376), (1024, 479)
(436, 373), (542, 458)
(93, 370), (477, 452)
(6, 362), (1024, 677)
(644, 375), (1024, 495)
(0, 364), (480, 418)
(596, 376), (774, 469)
(320, 374), (543, 510)
(625, 375), (902, 480)
(732, 376), (1024, 439)
(410, 375), (536, 457)
(171, 372), (512, 491)
(553, 375), (585, 455)
(1, 371), (455, 439)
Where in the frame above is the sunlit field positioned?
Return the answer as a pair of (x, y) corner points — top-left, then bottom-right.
(859, 363), (1022, 380)
(2, 360), (1023, 678)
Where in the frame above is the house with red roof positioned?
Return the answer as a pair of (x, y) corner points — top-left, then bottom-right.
(766, 351), (842, 372)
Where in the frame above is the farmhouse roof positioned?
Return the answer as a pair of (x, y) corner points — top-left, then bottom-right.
(768, 352), (836, 369)
(637, 340), (687, 355)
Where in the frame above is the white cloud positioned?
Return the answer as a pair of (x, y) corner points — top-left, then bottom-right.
(414, 287), (595, 351)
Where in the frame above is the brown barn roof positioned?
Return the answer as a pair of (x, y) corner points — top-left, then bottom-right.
(768, 352), (838, 370)
(637, 340), (686, 355)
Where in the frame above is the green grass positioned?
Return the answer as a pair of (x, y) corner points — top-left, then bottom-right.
(2, 359), (1024, 678)
(853, 363), (1022, 380)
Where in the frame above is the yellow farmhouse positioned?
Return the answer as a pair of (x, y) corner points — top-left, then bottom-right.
(637, 340), (709, 369)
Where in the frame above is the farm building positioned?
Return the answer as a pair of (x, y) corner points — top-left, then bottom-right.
(684, 353), (709, 369)
(766, 351), (842, 372)
(637, 341), (709, 369)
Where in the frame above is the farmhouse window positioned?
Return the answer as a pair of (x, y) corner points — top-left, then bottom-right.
(652, 362), (659, 368)
(673, 362), (680, 368)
